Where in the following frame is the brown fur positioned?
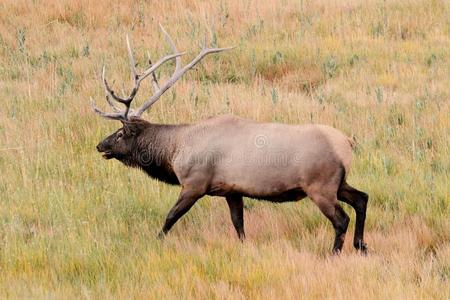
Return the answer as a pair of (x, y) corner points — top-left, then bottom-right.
(97, 115), (368, 254)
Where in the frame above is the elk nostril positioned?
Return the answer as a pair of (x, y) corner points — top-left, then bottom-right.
(96, 144), (102, 152)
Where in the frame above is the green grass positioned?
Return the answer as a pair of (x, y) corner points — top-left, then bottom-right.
(0, 0), (449, 298)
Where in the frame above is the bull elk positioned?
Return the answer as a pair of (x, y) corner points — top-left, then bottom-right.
(92, 25), (369, 254)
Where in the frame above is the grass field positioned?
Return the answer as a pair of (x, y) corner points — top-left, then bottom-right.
(0, 0), (449, 298)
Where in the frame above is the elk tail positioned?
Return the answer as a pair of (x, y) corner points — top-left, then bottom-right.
(348, 134), (357, 149)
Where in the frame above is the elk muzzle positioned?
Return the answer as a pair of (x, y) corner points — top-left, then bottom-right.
(96, 141), (114, 159)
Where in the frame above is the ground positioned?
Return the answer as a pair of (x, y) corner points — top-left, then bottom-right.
(0, 0), (449, 299)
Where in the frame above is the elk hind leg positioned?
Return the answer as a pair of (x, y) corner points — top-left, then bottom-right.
(338, 182), (368, 253)
(309, 191), (350, 254)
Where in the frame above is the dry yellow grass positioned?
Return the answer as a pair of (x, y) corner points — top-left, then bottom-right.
(0, 0), (449, 299)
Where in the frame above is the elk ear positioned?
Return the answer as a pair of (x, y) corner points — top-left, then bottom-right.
(121, 119), (146, 136)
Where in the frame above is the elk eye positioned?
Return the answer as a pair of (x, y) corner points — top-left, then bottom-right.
(117, 131), (123, 139)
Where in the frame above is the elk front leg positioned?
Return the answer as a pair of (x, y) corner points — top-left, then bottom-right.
(226, 195), (246, 241)
(158, 187), (203, 239)
(338, 182), (369, 254)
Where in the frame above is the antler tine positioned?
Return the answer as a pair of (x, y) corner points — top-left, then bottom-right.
(101, 65), (134, 119)
(159, 24), (182, 73)
(134, 30), (234, 117)
(101, 66), (120, 112)
(105, 95), (120, 112)
(102, 65), (133, 105)
(126, 35), (138, 81)
(147, 52), (160, 92)
(91, 97), (126, 120)
(135, 52), (186, 85)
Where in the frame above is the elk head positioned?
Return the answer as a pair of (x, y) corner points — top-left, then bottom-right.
(91, 25), (232, 160)
(96, 118), (147, 160)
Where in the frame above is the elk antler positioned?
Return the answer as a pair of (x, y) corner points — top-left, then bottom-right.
(91, 24), (233, 121)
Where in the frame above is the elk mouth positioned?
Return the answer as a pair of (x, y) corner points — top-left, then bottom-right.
(101, 151), (114, 159)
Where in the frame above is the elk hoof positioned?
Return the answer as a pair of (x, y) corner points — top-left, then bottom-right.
(355, 241), (368, 255)
(156, 231), (166, 240)
(332, 248), (342, 255)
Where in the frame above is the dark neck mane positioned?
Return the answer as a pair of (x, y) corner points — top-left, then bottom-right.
(121, 123), (182, 185)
